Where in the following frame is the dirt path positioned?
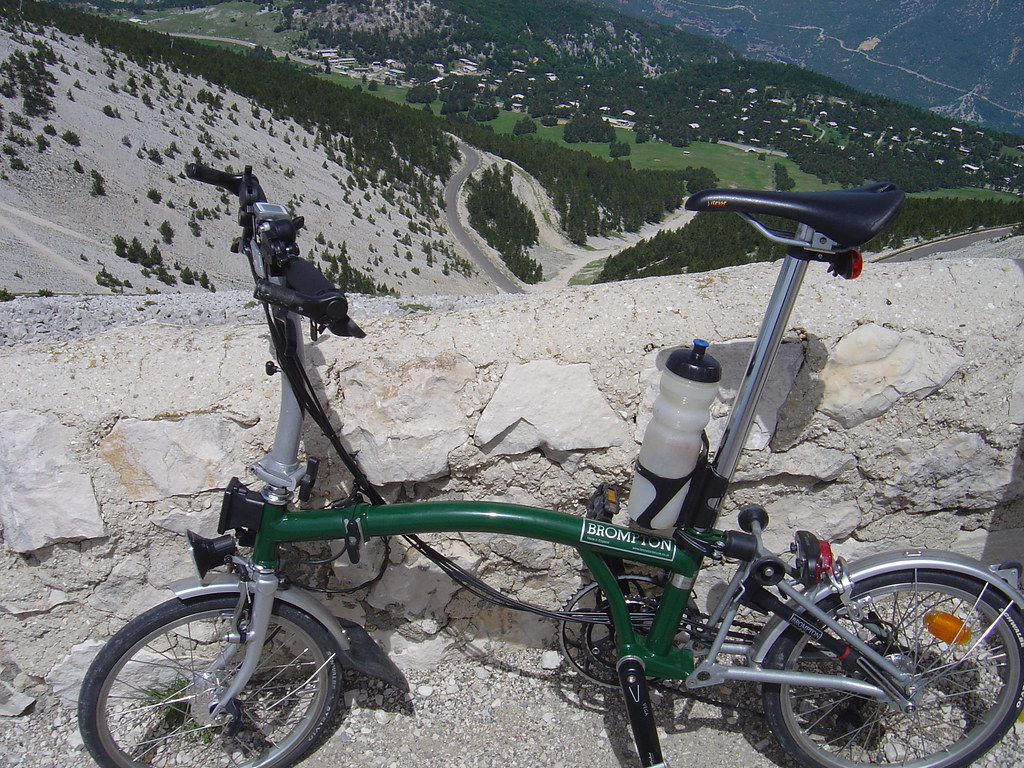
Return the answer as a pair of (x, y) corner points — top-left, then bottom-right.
(0, 199), (99, 284)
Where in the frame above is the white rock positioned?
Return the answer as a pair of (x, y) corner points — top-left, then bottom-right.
(820, 323), (962, 428)
(761, 499), (862, 553)
(367, 540), (478, 619)
(1010, 366), (1024, 425)
(475, 359), (628, 456)
(0, 410), (104, 553)
(954, 526), (1024, 565)
(0, 587), (69, 617)
(46, 640), (105, 708)
(337, 353), (476, 483)
(735, 443), (856, 483)
(883, 432), (1020, 511)
(0, 680), (34, 717)
(541, 650), (562, 670)
(384, 630), (454, 672)
(98, 413), (245, 501)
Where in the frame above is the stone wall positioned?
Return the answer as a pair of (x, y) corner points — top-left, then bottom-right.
(2, 258), (1023, 715)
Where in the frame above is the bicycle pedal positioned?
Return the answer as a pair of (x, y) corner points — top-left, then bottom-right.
(586, 483), (620, 522)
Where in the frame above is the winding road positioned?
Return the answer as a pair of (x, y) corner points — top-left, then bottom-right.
(443, 145), (523, 294)
(880, 226), (1018, 263)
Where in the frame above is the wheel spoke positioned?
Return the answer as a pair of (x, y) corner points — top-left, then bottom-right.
(764, 571), (1023, 768)
(80, 597), (341, 768)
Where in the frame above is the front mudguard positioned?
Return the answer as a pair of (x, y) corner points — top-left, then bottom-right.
(750, 548), (1024, 665)
(170, 574), (409, 692)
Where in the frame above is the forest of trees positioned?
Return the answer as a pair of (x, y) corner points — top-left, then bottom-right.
(465, 165), (542, 283)
(6, 0), (715, 252)
(599, 196), (1024, 282)
(278, 0), (1024, 194)
(449, 120), (717, 245)
(291, 0), (731, 79)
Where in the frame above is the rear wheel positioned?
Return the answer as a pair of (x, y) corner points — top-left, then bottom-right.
(79, 595), (344, 768)
(762, 569), (1024, 768)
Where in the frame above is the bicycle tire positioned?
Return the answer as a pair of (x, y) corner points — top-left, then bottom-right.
(762, 568), (1024, 768)
(78, 594), (345, 768)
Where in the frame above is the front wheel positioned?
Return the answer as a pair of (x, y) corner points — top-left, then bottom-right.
(762, 569), (1024, 768)
(79, 594), (345, 768)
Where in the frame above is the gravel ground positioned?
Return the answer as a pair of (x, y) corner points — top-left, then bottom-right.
(0, 290), (527, 347)
(5, 640), (1022, 768)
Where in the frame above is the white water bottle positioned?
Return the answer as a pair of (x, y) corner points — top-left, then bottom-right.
(628, 340), (721, 530)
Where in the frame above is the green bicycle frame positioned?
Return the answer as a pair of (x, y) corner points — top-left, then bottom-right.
(251, 498), (710, 679)
(239, 245), (821, 686)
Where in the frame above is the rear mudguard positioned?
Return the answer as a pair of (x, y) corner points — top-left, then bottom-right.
(750, 548), (1024, 665)
(169, 574), (409, 692)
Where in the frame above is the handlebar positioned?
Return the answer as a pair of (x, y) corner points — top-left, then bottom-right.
(185, 163), (243, 192)
(254, 279), (365, 338)
(185, 162), (364, 338)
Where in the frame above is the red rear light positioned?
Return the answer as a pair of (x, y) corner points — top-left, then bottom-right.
(815, 540), (835, 582)
(848, 250), (863, 279)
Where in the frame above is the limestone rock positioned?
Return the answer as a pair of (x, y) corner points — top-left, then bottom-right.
(955, 526), (1024, 564)
(1010, 366), (1024, 425)
(98, 413), (245, 501)
(337, 353), (476, 484)
(0, 680), (34, 717)
(0, 587), (69, 617)
(383, 630), (455, 673)
(368, 539), (481, 620)
(475, 359), (628, 457)
(86, 557), (167, 620)
(882, 433), (1020, 512)
(820, 323), (962, 428)
(734, 443), (857, 484)
(761, 499), (863, 553)
(0, 410), (104, 553)
(47, 640), (105, 708)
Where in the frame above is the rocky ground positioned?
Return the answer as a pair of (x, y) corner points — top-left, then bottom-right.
(0, 290), (526, 347)
(5, 641), (1022, 768)
(4, 249), (1024, 768)
(2, 225), (1019, 349)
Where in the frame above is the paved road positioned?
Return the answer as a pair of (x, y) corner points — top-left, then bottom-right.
(881, 226), (1016, 262)
(443, 144), (523, 294)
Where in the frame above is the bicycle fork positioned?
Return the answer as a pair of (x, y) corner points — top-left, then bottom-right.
(206, 568), (280, 721)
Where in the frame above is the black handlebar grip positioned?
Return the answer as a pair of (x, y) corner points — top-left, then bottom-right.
(253, 280), (365, 338)
(253, 280), (308, 312)
(185, 163), (244, 194)
(285, 257), (335, 296)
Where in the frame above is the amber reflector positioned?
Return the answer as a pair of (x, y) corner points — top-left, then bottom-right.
(923, 610), (972, 645)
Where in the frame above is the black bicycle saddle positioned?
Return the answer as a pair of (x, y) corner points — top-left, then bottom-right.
(685, 183), (905, 247)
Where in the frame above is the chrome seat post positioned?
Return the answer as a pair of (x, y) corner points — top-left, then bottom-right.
(708, 228), (813, 510)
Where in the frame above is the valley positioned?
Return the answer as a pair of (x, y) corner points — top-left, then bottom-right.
(1, 0), (1021, 301)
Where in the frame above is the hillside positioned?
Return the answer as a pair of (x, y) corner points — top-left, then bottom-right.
(600, 0), (1024, 136)
(0, 22), (488, 296)
(4, 1), (733, 297)
(290, 0), (731, 76)
(3, 1), (1021, 298)
(207, 0), (1023, 194)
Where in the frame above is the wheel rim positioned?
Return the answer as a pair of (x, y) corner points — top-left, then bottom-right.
(94, 605), (334, 768)
(777, 579), (1021, 768)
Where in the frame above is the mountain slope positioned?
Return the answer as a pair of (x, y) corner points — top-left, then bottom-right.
(292, 0), (733, 77)
(597, 0), (1024, 135)
(0, 9), (492, 296)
